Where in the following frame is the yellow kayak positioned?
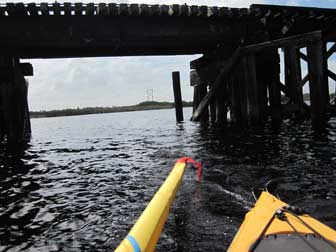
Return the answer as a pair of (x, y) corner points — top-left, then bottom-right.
(115, 158), (336, 252)
(228, 191), (336, 252)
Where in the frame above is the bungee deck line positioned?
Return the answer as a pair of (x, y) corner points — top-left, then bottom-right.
(114, 157), (202, 252)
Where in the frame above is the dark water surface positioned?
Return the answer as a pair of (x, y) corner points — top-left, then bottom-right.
(0, 108), (335, 251)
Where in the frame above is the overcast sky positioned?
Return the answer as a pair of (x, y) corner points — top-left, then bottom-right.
(3, 0), (335, 110)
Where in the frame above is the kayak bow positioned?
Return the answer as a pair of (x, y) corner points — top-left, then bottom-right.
(228, 191), (336, 252)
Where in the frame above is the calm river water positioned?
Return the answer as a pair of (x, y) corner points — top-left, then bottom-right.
(0, 108), (335, 251)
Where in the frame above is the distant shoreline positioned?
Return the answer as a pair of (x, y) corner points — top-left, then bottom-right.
(30, 101), (193, 119)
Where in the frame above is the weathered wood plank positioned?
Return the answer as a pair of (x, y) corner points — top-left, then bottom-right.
(140, 4), (149, 16)
(86, 3), (95, 15)
(171, 5), (179, 16)
(52, 2), (61, 16)
(150, 4), (160, 15)
(108, 3), (118, 16)
(160, 5), (169, 16)
(40, 3), (49, 16)
(28, 3), (39, 16)
(64, 2), (72, 16)
(75, 3), (83, 16)
(98, 3), (108, 16)
(129, 4), (139, 16)
(6, 3), (16, 16)
(14, 3), (27, 16)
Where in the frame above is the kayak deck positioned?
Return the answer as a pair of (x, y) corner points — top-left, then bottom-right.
(228, 191), (336, 252)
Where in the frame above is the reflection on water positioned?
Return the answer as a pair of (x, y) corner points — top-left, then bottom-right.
(0, 108), (335, 251)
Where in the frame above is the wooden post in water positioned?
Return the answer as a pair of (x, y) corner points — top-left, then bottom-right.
(284, 46), (305, 118)
(216, 81), (228, 126)
(245, 54), (262, 124)
(172, 71), (184, 122)
(209, 90), (217, 123)
(0, 57), (32, 145)
(230, 60), (248, 127)
(307, 40), (327, 121)
(255, 53), (269, 121)
(322, 41), (330, 107)
(198, 84), (209, 122)
(267, 49), (282, 125)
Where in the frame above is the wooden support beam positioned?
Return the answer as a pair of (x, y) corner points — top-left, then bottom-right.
(327, 42), (336, 58)
(300, 74), (309, 87)
(243, 31), (322, 54)
(172, 71), (184, 122)
(299, 51), (308, 62)
(328, 69), (336, 82)
(191, 47), (242, 121)
(307, 40), (327, 121)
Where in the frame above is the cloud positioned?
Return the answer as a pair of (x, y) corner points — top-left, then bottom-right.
(26, 55), (200, 110)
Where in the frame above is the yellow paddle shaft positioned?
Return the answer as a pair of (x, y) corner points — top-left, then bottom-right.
(114, 159), (190, 252)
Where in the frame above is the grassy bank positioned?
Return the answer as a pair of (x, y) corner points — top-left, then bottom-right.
(30, 101), (193, 118)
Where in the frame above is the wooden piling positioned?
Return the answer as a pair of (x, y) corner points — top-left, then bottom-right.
(216, 82), (228, 126)
(307, 40), (327, 121)
(267, 50), (282, 124)
(284, 46), (305, 118)
(0, 57), (31, 145)
(255, 53), (269, 121)
(172, 71), (184, 122)
(245, 54), (262, 124)
(198, 84), (209, 122)
(322, 41), (330, 106)
(193, 85), (200, 116)
(230, 60), (248, 127)
(209, 90), (217, 123)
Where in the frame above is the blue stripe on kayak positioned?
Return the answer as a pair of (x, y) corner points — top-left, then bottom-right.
(126, 235), (141, 252)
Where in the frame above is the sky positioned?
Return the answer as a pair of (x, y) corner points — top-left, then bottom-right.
(3, 0), (336, 110)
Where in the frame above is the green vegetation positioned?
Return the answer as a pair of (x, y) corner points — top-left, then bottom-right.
(30, 101), (193, 118)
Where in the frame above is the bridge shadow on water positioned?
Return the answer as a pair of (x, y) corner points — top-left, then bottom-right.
(0, 111), (335, 252)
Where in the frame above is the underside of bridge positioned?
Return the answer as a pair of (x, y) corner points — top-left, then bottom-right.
(0, 3), (336, 145)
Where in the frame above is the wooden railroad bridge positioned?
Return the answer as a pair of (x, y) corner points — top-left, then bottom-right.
(1, 3), (336, 145)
